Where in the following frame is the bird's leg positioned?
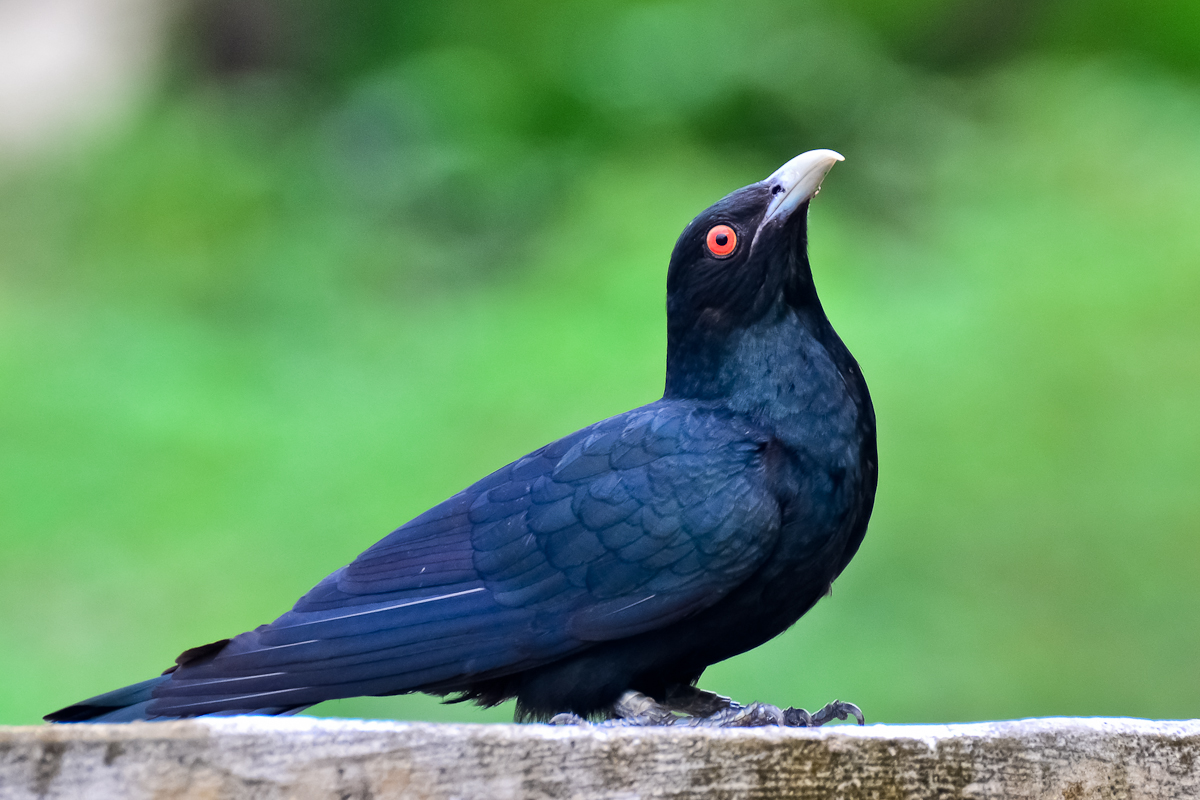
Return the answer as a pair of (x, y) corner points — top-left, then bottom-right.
(606, 690), (679, 726)
(661, 685), (736, 717)
(548, 691), (679, 727)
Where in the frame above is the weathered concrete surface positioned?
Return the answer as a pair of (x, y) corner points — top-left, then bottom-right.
(1, 717), (1197, 799)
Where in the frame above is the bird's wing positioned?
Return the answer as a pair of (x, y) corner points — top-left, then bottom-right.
(148, 401), (780, 716)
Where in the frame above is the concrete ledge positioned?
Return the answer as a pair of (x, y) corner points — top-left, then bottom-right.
(1, 717), (1197, 799)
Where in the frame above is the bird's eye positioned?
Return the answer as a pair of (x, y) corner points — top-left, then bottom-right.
(705, 225), (738, 258)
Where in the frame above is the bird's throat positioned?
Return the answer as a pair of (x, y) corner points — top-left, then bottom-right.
(665, 299), (867, 460)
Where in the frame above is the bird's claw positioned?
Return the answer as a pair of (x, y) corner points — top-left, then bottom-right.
(806, 699), (865, 727)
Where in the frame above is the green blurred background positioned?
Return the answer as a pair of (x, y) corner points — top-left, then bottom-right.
(2, 0), (1198, 726)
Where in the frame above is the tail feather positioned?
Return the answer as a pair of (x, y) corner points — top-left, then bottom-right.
(44, 676), (169, 723)
(45, 675), (312, 723)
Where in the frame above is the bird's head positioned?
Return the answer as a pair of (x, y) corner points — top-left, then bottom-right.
(664, 149), (844, 399)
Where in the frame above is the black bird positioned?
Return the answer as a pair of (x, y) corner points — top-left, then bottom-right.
(47, 149), (877, 727)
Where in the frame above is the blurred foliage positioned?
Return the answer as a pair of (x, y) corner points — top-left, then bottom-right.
(1, 0), (1198, 726)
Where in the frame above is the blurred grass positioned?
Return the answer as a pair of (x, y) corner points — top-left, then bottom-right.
(2, 2), (1199, 725)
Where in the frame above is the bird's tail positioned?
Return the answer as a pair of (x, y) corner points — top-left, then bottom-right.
(44, 676), (170, 723)
(45, 675), (312, 723)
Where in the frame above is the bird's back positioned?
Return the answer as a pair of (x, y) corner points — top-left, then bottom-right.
(109, 400), (790, 719)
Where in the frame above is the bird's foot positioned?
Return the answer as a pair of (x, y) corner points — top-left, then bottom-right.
(683, 698), (864, 728)
(681, 701), (786, 727)
(546, 692), (864, 729)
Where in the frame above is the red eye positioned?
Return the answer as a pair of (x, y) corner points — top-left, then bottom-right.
(706, 224), (737, 257)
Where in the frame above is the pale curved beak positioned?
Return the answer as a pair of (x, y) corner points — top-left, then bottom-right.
(761, 149), (844, 224)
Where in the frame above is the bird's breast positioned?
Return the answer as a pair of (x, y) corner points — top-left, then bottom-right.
(724, 309), (866, 461)
(724, 310), (876, 605)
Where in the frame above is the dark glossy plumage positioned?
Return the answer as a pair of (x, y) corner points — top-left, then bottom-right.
(48, 151), (877, 723)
